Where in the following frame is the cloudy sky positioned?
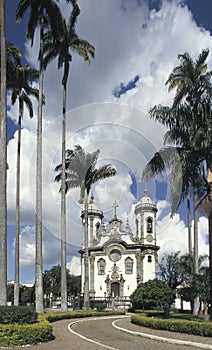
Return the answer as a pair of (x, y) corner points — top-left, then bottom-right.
(6, 0), (211, 283)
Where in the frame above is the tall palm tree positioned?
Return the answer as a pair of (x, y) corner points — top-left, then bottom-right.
(16, 0), (64, 313)
(55, 146), (117, 309)
(43, 0), (95, 312)
(0, 0), (7, 306)
(7, 62), (40, 306)
(165, 49), (212, 316)
(143, 49), (212, 316)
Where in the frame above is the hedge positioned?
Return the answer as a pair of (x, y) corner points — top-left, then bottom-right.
(0, 306), (37, 324)
(0, 309), (126, 347)
(45, 309), (126, 322)
(131, 314), (212, 337)
(0, 315), (53, 347)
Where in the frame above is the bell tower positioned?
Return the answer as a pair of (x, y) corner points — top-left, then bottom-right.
(81, 194), (104, 248)
(134, 189), (159, 282)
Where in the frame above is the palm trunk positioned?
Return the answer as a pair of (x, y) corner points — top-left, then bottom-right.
(35, 20), (44, 314)
(193, 188), (199, 316)
(207, 164), (212, 321)
(60, 83), (67, 312)
(0, 0), (7, 306)
(14, 110), (22, 306)
(83, 189), (90, 309)
(187, 189), (192, 255)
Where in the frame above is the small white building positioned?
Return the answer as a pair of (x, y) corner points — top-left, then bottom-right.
(80, 190), (160, 300)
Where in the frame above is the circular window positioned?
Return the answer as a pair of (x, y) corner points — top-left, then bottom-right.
(110, 249), (121, 262)
(146, 234), (153, 243)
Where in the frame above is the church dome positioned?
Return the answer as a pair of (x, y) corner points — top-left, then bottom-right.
(86, 194), (104, 219)
(88, 200), (98, 211)
(140, 189), (153, 204)
(134, 189), (157, 214)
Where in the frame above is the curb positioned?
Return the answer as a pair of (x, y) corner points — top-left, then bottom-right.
(112, 319), (212, 349)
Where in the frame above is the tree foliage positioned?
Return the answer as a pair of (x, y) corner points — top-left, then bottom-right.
(130, 279), (175, 310)
(42, 265), (81, 298)
(55, 145), (117, 200)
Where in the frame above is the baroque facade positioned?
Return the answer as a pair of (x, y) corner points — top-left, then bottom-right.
(80, 190), (160, 299)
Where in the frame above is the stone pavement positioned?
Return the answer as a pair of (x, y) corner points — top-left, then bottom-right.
(3, 315), (212, 350)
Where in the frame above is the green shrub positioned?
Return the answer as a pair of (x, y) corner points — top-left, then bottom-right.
(96, 303), (107, 312)
(130, 280), (175, 311)
(0, 316), (53, 347)
(0, 309), (125, 347)
(46, 309), (125, 323)
(0, 306), (37, 325)
(131, 314), (212, 337)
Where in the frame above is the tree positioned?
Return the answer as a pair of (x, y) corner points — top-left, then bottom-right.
(0, 0), (7, 306)
(19, 285), (35, 305)
(42, 265), (81, 306)
(180, 266), (210, 320)
(55, 145), (117, 309)
(142, 49), (212, 316)
(7, 54), (40, 306)
(159, 252), (207, 313)
(43, 0), (94, 312)
(158, 251), (187, 290)
(164, 49), (212, 316)
(130, 279), (175, 311)
(16, 0), (64, 313)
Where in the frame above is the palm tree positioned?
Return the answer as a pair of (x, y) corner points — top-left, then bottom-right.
(55, 146), (117, 309)
(165, 49), (212, 316)
(16, 0), (64, 313)
(0, 0), (7, 306)
(143, 49), (212, 316)
(43, 0), (95, 312)
(7, 62), (40, 306)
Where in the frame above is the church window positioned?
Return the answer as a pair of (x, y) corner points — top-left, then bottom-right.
(125, 257), (133, 274)
(97, 258), (106, 275)
(147, 217), (153, 233)
(110, 249), (121, 262)
(147, 255), (152, 263)
(96, 222), (100, 232)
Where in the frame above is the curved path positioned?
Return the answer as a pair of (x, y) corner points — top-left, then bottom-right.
(6, 315), (212, 350)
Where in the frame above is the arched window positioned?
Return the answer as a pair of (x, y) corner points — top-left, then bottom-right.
(147, 255), (152, 263)
(147, 217), (153, 233)
(125, 257), (133, 274)
(96, 222), (100, 233)
(97, 258), (106, 275)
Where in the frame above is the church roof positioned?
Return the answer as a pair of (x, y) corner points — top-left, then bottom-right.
(140, 188), (153, 204)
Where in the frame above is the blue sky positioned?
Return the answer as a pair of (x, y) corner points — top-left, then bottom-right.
(5, 0), (211, 283)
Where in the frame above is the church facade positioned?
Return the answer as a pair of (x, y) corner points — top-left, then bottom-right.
(80, 191), (160, 300)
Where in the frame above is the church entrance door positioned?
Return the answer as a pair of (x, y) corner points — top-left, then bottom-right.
(111, 282), (120, 297)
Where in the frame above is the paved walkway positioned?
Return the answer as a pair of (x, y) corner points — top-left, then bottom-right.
(3, 315), (212, 350)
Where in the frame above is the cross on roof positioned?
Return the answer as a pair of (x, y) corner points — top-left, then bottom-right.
(112, 201), (119, 218)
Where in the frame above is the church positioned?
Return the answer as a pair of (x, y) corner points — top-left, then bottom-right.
(80, 190), (160, 301)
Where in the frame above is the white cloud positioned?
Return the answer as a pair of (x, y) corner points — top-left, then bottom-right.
(67, 256), (81, 276)
(157, 200), (209, 261)
(7, 0), (212, 281)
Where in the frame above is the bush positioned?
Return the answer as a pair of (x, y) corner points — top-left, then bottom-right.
(46, 309), (126, 323)
(131, 314), (212, 337)
(0, 309), (126, 347)
(130, 279), (175, 311)
(0, 306), (37, 325)
(96, 303), (107, 312)
(0, 315), (53, 347)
